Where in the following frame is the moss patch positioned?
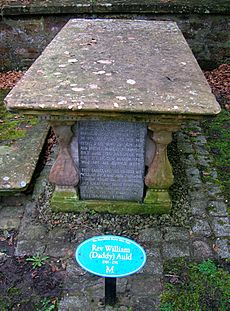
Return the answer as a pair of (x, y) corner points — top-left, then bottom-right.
(160, 259), (230, 311)
(51, 188), (171, 214)
(0, 89), (38, 145)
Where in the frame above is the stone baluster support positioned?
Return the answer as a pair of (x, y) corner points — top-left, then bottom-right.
(144, 123), (179, 206)
(145, 129), (173, 189)
(49, 122), (79, 187)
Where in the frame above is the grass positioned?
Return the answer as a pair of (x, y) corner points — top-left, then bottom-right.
(0, 89), (38, 144)
(202, 109), (230, 205)
(160, 259), (230, 311)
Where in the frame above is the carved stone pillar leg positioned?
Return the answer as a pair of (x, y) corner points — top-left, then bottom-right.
(144, 125), (175, 211)
(49, 123), (79, 186)
(48, 123), (80, 211)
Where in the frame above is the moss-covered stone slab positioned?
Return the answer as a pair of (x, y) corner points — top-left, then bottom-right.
(5, 19), (220, 117)
(0, 121), (49, 194)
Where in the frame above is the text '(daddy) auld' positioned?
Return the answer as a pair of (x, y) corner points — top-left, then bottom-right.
(89, 244), (132, 261)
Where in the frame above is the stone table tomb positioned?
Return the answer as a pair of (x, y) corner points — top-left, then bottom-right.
(5, 19), (220, 214)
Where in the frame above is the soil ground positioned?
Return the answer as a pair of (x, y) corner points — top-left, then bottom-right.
(0, 230), (63, 311)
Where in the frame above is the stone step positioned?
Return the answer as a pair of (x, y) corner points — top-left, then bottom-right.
(0, 121), (49, 194)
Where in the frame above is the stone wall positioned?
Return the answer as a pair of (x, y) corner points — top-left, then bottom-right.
(0, 0), (229, 71)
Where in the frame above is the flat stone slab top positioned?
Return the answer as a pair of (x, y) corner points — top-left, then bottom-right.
(5, 19), (220, 117)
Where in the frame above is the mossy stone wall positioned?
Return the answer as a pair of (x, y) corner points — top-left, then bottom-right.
(0, 0), (229, 70)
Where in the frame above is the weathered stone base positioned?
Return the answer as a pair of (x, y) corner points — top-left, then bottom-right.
(50, 188), (171, 215)
(144, 189), (171, 205)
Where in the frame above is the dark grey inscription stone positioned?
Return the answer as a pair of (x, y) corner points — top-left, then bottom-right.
(78, 121), (146, 201)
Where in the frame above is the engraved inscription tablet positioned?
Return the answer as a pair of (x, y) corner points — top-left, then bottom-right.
(78, 121), (146, 201)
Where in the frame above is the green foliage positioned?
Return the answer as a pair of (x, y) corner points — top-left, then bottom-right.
(26, 254), (49, 269)
(36, 298), (57, 311)
(160, 302), (173, 311)
(0, 297), (8, 311)
(0, 287), (22, 311)
(7, 287), (21, 296)
(160, 259), (230, 311)
(197, 259), (217, 275)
